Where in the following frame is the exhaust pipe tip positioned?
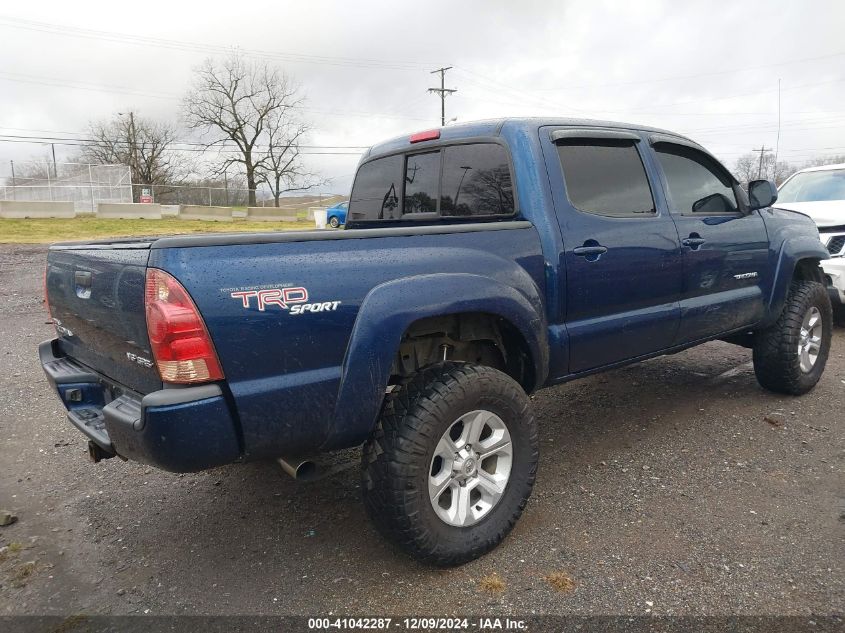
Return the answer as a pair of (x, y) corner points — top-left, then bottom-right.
(88, 440), (115, 463)
(277, 456), (321, 482)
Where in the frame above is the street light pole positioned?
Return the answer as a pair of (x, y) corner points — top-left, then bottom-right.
(454, 166), (472, 209)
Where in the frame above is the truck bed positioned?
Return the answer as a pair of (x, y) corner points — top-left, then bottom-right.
(45, 221), (546, 463)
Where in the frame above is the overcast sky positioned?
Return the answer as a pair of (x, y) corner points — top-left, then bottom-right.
(1, 0), (843, 194)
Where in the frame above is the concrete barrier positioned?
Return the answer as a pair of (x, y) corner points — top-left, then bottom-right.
(307, 206), (328, 221)
(246, 207), (299, 222)
(0, 201), (76, 219)
(178, 205), (233, 222)
(97, 203), (162, 219)
(161, 205), (180, 217)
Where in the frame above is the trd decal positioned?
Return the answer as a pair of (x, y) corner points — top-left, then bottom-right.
(229, 286), (340, 315)
(230, 287), (309, 311)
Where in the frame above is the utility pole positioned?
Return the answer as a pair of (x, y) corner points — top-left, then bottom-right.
(128, 111), (138, 203)
(428, 67), (457, 127)
(51, 143), (57, 179)
(10, 160), (15, 200)
(752, 145), (769, 179)
(119, 111), (139, 201)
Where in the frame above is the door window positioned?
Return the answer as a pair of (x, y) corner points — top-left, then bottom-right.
(654, 144), (738, 214)
(556, 140), (655, 217)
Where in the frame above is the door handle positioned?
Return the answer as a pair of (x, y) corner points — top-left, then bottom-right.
(572, 245), (608, 258)
(682, 236), (706, 249)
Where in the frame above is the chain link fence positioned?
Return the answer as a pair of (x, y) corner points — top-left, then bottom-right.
(1, 161), (343, 213)
(1, 162), (132, 213)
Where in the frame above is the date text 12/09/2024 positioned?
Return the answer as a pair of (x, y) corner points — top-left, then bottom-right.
(307, 617), (527, 630)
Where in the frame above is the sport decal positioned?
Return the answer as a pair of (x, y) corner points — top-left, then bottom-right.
(225, 285), (341, 316)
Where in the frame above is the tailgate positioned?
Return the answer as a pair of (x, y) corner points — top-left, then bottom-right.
(46, 243), (161, 394)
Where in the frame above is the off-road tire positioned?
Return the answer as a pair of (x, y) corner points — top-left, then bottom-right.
(361, 362), (538, 566)
(753, 280), (832, 395)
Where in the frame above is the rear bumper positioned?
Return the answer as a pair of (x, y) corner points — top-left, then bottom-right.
(39, 339), (241, 472)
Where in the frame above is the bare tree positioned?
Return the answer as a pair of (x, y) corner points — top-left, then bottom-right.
(11, 155), (54, 182)
(182, 53), (320, 207)
(81, 113), (187, 200)
(733, 152), (794, 186)
(801, 154), (845, 169)
(258, 106), (326, 207)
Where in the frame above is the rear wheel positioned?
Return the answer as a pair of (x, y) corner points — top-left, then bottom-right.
(753, 280), (832, 395)
(329, 216), (340, 228)
(362, 362), (538, 566)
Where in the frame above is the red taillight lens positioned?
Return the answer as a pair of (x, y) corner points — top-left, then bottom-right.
(144, 268), (224, 384)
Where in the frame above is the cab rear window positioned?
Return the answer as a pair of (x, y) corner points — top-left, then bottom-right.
(348, 143), (515, 224)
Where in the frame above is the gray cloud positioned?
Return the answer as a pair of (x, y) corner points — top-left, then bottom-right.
(1, 0), (843, 194)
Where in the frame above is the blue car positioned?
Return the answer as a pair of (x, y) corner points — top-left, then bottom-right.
(326, 200), (348, 228)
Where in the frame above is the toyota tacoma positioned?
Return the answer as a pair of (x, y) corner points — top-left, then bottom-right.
(40, 118), (833, 565)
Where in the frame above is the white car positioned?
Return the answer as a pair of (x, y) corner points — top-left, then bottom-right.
(776, 163), (845, 324)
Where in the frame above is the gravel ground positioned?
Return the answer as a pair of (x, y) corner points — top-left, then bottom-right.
(0, 243), (842, 618)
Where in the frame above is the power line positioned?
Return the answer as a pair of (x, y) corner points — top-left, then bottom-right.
(527, 50), (845, 91)
(0, 134), (364, 155)
(428, 67), (457, 127)
(0, 71), (432, 122)
(0, 131), (368, 149)
(456, 67), (845, 117)
(0, 15), (435, 71)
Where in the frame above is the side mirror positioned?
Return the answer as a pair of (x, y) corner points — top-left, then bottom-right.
(692, 192), (735, 214)
(748, 179), (778, 211)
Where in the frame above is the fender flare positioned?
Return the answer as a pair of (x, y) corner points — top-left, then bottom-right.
(323, 272), (548, 449)
(764, 236), (829, 327)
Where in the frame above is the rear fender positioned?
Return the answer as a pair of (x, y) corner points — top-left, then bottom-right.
(323, 273), (547, 449)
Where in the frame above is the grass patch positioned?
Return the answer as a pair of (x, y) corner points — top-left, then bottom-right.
(0, 217), (309, 244)
(544, 571), (576, 592)
(0, 542), (25, 563)
(10, 560), (37, 587)
(478, 573), (506, 594)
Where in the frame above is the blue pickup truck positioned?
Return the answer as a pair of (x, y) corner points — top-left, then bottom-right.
(41, 118), (832, 565)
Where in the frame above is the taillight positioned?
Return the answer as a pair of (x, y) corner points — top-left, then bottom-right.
(144, 268), (224, 384)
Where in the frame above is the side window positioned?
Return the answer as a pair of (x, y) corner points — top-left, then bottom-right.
(555, 140), (655, 217)
(404, 151), (440, 214)
(348, 155), (403, 221)
(441, 144), (515, 216)
(654, 144), (738, 214)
